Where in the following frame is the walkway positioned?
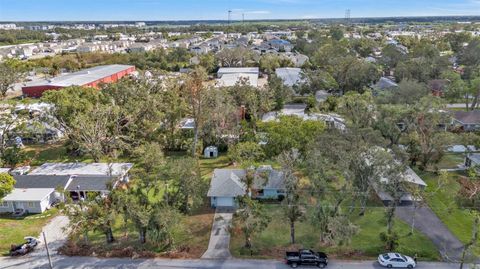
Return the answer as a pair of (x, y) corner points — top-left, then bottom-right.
(201, 208), (234, 259)
(395, 205), (467, 262)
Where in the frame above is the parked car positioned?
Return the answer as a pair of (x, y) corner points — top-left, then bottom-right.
(285, 249), (328, 268)
(10, 237), (39, 256)
(378, 253), (416, 268)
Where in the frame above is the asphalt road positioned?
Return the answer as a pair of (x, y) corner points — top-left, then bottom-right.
(0, 256), (475, 269)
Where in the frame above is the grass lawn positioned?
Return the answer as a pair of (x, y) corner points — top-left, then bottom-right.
(416, 170), (479, 254)
(0, 208), (59, 255)
(230, 204), (440, 261)
(436, 153), (465, 170)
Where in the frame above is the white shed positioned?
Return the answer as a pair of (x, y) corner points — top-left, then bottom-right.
(204, 146), (218, 159)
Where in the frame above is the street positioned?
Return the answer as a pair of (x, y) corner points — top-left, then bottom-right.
(0, 255), (476, 269)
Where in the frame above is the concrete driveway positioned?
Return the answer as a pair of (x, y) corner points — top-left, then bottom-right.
(201, 208), (233, 259)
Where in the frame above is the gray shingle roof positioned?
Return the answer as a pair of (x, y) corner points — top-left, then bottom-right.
(13, 175), (71, 189)
(453, 111), (480, 125)
(207, 167), (285, 197)
(66, 176), (114, 191)
(207, 169), (246, 197)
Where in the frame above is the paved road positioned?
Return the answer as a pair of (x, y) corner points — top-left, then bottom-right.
(202, 210), (233, 259)
(0, 256), (475, 269)
(395, 206), (466, 262)
(446, 104), (466, 109)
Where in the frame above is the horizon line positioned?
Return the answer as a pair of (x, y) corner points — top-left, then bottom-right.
(2, 14), (480, 23)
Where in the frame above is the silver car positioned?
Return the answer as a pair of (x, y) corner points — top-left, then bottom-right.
(378, 253), (416, 268)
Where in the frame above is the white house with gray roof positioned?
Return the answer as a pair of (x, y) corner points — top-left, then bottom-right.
(207, 166), (285, 208)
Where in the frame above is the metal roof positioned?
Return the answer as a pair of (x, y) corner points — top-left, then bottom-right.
(3, 188), (54, 202)
(218, 73), (258, 87)
(453, 111), (480, 125)
(29, 162), (133, 177)
(275, 68), (303, 87)
(24, 64), (134, 88)
(217, 67), (259, 76)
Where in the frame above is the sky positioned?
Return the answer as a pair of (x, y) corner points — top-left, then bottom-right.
(0, 0), (479, 22)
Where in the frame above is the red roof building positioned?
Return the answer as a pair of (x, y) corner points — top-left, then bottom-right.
(22, 64), (136, 98)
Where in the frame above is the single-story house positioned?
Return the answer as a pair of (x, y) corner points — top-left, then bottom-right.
(207, 166), (285, 208)
(0, 163), (134, 214)
(29, 162), (133, 181)
(451, 111), (480, 132)
(376, 167), (428, 204)
(208, 169), (246, 207)
(217, 67), (260, 87)
(0, 188), (57, 214)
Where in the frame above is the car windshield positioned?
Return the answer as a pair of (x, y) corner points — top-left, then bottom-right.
(382, 254), (390, 260)
(401, 255), (408, 261)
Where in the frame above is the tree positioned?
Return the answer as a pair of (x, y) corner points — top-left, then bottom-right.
(228, 141), (265, 165)
(90, 194), (116, 243)
(133, 142), (165, 175)
(182, 67), (209, 157)
(380, 79), (430, 105)
(440, 71), (467, 104)
(227, 81), (273, 123)
(233, 196), (271, 250)
(259, 54), (293, 74)
(165, 157), (205, 213)
(69, 104), (122, 162)
(278, 149), (304, 244)
(405, 97), (454, 170)
(259, 116), (325, 157)
(0, 61), (24, 98)
(0, 173), (15, 199)
(329, 27), (344, 41)
(215, 47), (253, 67)
(1, 146), (28, 168)
(268, 75), (291, 110)
(375, 105), (410, 146)
(339, 91), (376, 128)
(299, 70), (338, 96)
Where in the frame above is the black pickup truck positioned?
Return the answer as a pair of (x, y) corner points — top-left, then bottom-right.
(285, 249), (328, 268)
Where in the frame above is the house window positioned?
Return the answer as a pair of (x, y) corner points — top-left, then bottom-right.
(27, 202), (35, 208)
(1, 201), (7, 207)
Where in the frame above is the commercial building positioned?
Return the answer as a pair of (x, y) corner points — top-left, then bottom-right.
(22, 64), (136, 98)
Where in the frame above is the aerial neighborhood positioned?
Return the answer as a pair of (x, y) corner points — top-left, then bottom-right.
(1, 9), (480, 269)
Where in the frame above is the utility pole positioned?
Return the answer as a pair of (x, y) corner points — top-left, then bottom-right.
(345, 9), (351, 26)
(42, 232), (53, 269)
(242, 13), (245, 25)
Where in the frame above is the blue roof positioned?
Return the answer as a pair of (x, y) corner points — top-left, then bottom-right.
(270, 39), (291, 45)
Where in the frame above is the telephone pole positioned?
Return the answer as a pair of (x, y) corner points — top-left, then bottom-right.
(42, 232), (53, 269)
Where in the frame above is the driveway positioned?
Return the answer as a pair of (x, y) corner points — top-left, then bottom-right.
(201, 208), (233, 259)
(395, 205), (467, 262)
(31, 215), (70, 258)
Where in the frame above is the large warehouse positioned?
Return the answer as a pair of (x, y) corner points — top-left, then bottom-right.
(22, 64), (136, 98)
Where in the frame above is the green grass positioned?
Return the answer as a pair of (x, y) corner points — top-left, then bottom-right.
(436, 153), (465, 170)
(0, 208), (59, 255)
(230, 204), (440, 260)
(417, 170), (477, 246)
